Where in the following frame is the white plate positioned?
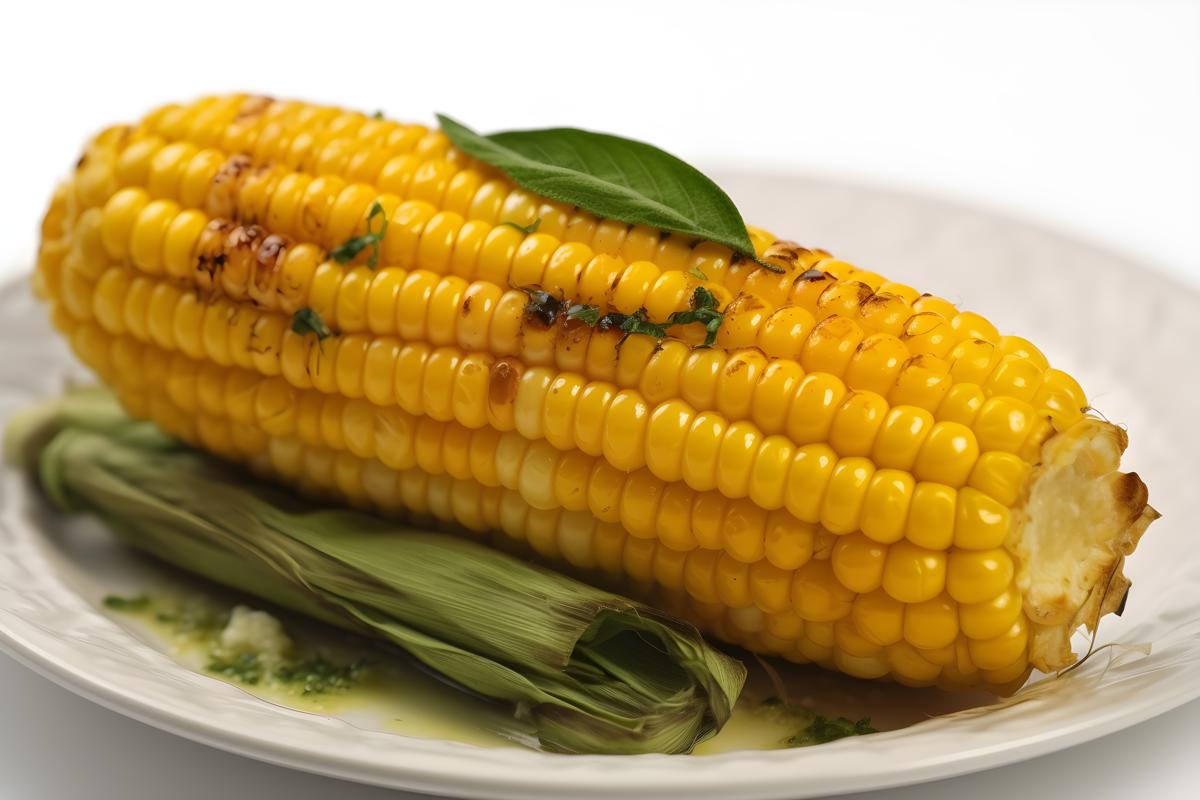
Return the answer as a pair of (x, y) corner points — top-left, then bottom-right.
(1, 174), (1199, 799)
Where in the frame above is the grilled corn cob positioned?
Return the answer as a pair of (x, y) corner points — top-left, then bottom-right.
(35, 94), (1157, 692)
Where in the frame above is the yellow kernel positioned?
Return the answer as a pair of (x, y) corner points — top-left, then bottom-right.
(786, 372), (847, 444)
(828, 391), (889, 457)
(722, 499), (767, 563)
(936, 383), (986, 426)
(904, 482), (957, 550)
(903, 592), (959, 649)
(913, 421), (979, 487)
(882, 541), (946, 603)
(784, 443), (837, 523)
(968, 451), (1032, 507)
(749, 360), (805, 435)
(791, 559), (855, 622)
(831, 533), (887, 593)
(953, 487), (1011, 549)
(967, 616), (1028, 670)
(819, 456), (874, 534)
(946, 548), (1015, 604)
(872, 406), (934, 470)
(959, 585), (1023, 640)
(860, 469), (915, 544)
(851, 589), (905, 646)
(844, 333), (909, 395)
(749, 559), (793, 613)
(973, 396), (1035, 455)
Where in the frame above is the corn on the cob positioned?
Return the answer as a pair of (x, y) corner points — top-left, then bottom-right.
(36, 94), (1157, 692)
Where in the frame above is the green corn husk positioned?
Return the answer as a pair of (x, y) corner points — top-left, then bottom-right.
(4, 388), (745, 755)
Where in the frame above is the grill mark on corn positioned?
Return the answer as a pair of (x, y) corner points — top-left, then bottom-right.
(207, 155), (253, 220)
(520, 289), (564, 329)
(488, 358), (520, 407)
(252, 234), (289, 294)
(852, 282), (875, 306)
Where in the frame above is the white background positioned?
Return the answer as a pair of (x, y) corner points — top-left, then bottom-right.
(1, 0), (1197, 798)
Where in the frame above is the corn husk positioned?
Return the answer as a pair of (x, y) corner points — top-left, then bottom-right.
(4, 388), (745, 754)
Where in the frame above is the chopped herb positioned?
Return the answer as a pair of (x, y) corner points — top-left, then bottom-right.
(207, 651), (264, 685)
(291, 307), (332, 340)
(499, 217), (541, 235)
(787, 715), (877, 747)
(103, 594), (150, 612)
(275, 656), (367, 696)
(330, 201), (388, 268)
(688, 266), (708, 280)
(154, 603), (228, 634)
(371, 110), (385, 120)
(619, 309), (668, 339)
(666, 286), (725, 346)
(566, 303), (602, 326)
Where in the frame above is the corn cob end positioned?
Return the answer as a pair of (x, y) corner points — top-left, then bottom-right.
(1014, 417), (1158, 672)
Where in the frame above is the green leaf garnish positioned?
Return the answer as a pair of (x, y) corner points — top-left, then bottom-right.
(330, 200), (388, 268)
(566, 303), (601, 326)
(688, 266), (708, 280)
(291, 307), (332, 340)
(102, 594), (150, 612)
(666, 287), (725, 347)
(499, 217), (542, 235)
(438, 115), (778, 270)
(620, 309), (668, 339)
(371, 110), (385, 120)
(787, 715), (877, 747)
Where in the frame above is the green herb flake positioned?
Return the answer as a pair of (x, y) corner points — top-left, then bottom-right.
(566, 303), (602, 326)
(102, 594), (150, 612)
(330, 200), (388, 268)
(499, 217), (542, 235)
(688, 266), (708, 280)
(290, 307), (332, 341)
(666, 286), (725, 347)
(620, 310), (668, 339)
(207, 652), (265, 685)
(275, 656), (366, 696)
(787, 715), (877, 747)
(371, 110), (385, 120)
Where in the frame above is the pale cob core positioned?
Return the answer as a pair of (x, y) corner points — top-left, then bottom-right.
(36, 94), (1156, 693)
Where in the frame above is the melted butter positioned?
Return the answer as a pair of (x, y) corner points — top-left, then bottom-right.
(100, 586), (985, 755)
